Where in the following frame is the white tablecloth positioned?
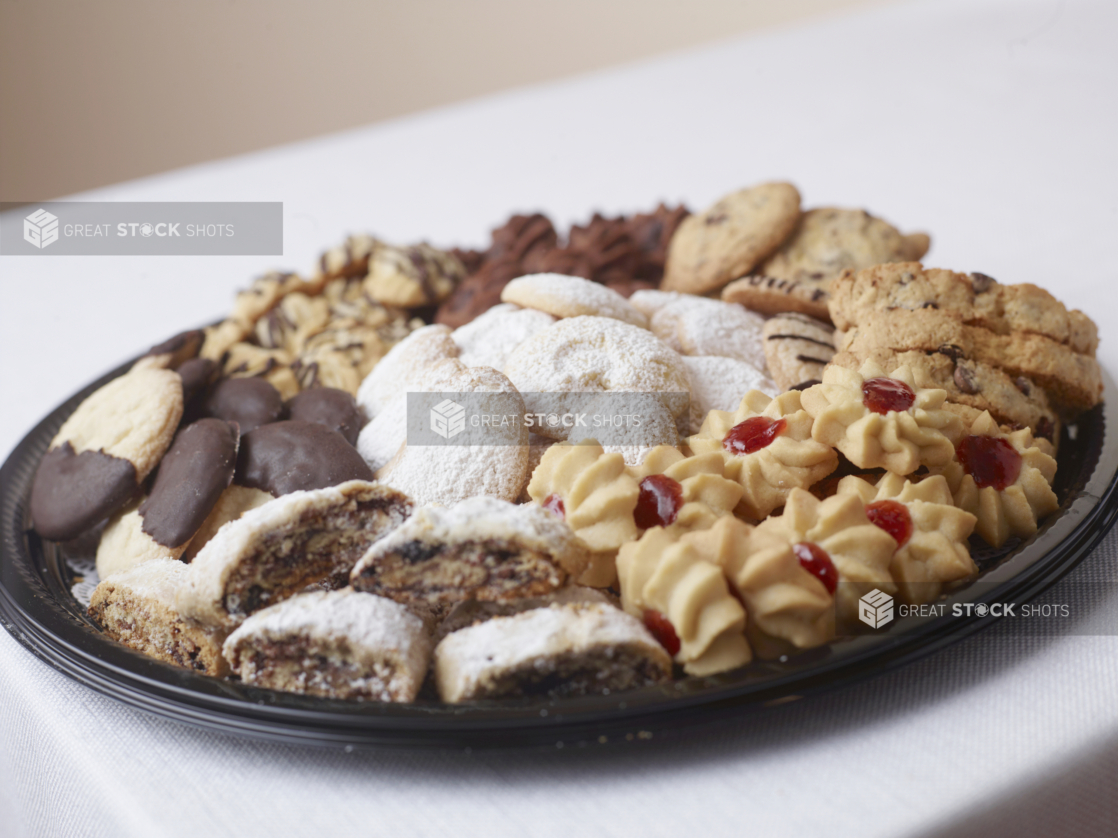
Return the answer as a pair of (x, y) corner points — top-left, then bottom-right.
(2, 0), (1117, 835)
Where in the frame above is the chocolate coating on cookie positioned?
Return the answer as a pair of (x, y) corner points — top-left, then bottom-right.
(285, 388), (363, 446)
(139, 419), (240, 548)
(236, 420), (373, 496)
(178, 358), (218, 408)
(201, 377), (283, 435)
(30, 443), (137, 541)
(145, 329), (204, 367)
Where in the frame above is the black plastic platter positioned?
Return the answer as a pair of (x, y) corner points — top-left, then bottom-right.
(2, 355), (1116, 749)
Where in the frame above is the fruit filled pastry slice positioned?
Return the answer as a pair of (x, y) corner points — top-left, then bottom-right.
(617, 520), (751, 677)
(800, 360), (962, 474)
(837, 473), (977, 604)
(434, 602), (672, 702)
(687, 390), (838, 520)
(176, 481), (413, 630)
(935, 411), (1059, 548)
(223, 589), (431, 702)
(750, 488), (897, 629)
(350, 497), (590, 620)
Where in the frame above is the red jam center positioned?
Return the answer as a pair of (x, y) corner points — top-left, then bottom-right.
(542, 493), (566, 519)
(634, 474), (684, 529)
(643, 609), (681, 656)
(865, 500), (913, 548)
(956, 435), (1022, 490)
(792, 542), (839, 594)
(862, 377), (916, 415)
(723, 416), (787, 455)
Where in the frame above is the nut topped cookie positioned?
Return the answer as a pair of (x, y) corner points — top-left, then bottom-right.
(688, 390), (838, 520)
(800, 360), (962, 474)
(662, 182), (802, 295)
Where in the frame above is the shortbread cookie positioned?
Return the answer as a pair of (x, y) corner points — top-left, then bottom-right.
(134, 329), (205, 372)
(759, 207), (930, 286)
(138, 419), (239, 551)
(754, 488), (897, 626)
(30, 366), (184, 542)
(434, 602), (672, 701)
(285, 387), (364, 446)
(289, 319), (390, 395)
(617, 520), (750, 676)
(177, 481), (413, 629)
(626, 446), (743, 534)
(375, 362), (530, 506)
(200, 377), (283, 435)
(662, 182), (802, 295)
(364, 242), (465, 308)
(828, 263), (1098, 355)
(450, 303), (556, 370)
(682, 355), (780, 435)
(96, 500), (186, 581)
(182, 485), (274, 562)
(830, 347), (1059, 440)
(715, 516), (835, 654)
(835, 307), (1102, 413)
(762, 312), (837, 390)
(837, 473), (977, 604)
(936, 411), (1059, 548)
(800, 361), (962, 473)
(223, 589), (431, 702)
(350, 497), (590, 619)
(355, 324), (458, 420)
(500, 273), (649, 328)
(236, 421), (373, 497)
(504, 316), (691, 436)
(649, 296), (768, 371)
(688, 390), (838, 520)
(720, 274), (832, 321)
(89, 557), (229, 676)
(316, 234), (381, 282)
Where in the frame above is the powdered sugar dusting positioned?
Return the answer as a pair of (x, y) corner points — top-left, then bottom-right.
(651, 297), (768, 371)
(451, 303), (556, 370)
(355, 324), (458, 419)
(628, 289), (688, 320)
(683, 355), (780, 434)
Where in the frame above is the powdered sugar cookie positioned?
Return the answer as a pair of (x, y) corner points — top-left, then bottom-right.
(628, 289), (688, 320)
(649, 296), (768, 371)
(375, 362), (530, 506)
(355, 324), (458, 420)
(500, 273), (649, 328)
(450, 302), (556, 370)
(681, 355), (779, 434)
(504, 316), (691, 439)
(351, 497), (590, 619)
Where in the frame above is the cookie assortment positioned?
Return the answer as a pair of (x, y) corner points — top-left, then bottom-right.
(32, 181), (1103, 705)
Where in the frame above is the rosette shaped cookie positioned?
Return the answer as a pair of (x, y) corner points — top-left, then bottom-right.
(800, 360), (962, 474)
(625, 446), (743, 534)
(687, 390), (838, 520)
(719, 520), (835, 655)
(837, 473), (977, 604)
(616, 521), (751, 676)
(937, 411), (1058, 548)
(755, 488), (897, 626)
(527, 439), (640, 587)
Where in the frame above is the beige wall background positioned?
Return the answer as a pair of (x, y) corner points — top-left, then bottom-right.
(0, 0), (889, 203)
